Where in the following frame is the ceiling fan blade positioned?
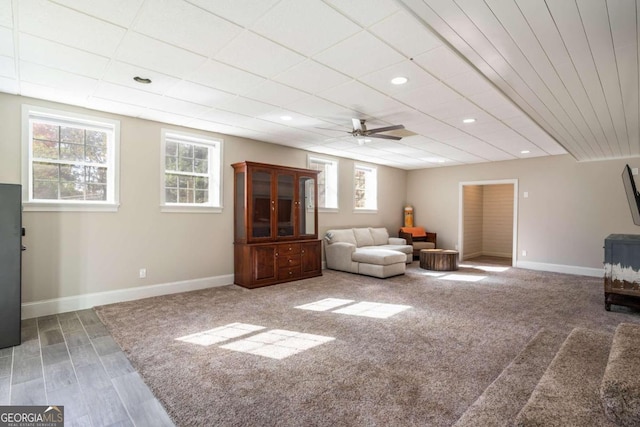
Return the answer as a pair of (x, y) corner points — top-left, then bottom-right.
(351, 118), (364, 132)
(367, 133), (402, 140)
(366, 124), (405, 134)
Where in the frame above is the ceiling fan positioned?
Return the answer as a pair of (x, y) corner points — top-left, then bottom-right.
(349, 118), (405, 141)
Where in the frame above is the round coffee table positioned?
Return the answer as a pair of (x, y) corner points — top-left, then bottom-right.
(420, 249), (459, 271)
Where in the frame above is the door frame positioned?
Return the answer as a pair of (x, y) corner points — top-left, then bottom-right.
(458, 179), (518, 266)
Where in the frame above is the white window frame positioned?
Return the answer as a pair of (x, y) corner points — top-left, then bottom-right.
(353, 163), (378, 213)
(160, 129), (223, 213)
(21, 104), (120, 212)
(307, 155), (339, 212)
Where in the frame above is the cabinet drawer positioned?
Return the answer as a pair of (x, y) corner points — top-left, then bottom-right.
(278, 266), (301, 280)
(277, 243), (300, 256)
(277, 254), (301, 268)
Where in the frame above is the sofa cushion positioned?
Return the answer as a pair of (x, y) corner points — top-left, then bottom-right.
(370, 227), (390, 246)
(327, 229), (356, 246)
(380, 244), (413, 255)
(352, 249), (406, 265)
(413, 241), (436, 251)
(353, 228), (374, 247)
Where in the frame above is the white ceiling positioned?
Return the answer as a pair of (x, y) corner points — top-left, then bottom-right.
(0, 0), (636, 169)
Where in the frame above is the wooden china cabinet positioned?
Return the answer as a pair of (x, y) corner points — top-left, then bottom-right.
(232, 161), (322, 288)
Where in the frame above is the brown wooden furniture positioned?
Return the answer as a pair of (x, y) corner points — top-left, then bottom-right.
(232, 161), (321, 288)
(399, 227), (437, 259)
(420, 249), (459, 271)
(604, 234), (640, 311)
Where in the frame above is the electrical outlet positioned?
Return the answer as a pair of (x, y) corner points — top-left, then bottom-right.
(139, 268), (147, 279)
(633, 168), (639, 176)
(523, 191), (529, 198)
(522, 250), (527, 257)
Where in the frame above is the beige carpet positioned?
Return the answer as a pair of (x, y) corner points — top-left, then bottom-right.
(95, 259), (640, 427)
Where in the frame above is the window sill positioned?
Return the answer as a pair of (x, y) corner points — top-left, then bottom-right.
(23, 201), (120, 212)
(353, 209), (378, 214)
(161, 204), (223, 214)
(318, 207), (339, 213)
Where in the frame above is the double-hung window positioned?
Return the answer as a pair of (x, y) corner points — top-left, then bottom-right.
(161, 129), (223, 213)
(22, 105), (120, 211)
(308, 155), (338, 210)
(354, 164), (377, 212)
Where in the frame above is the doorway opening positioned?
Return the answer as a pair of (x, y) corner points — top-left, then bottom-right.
(458, 180), (518, 266)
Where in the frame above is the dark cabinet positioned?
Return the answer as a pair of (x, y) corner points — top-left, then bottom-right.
(604, 234), (640, 311)
(232, 162), (321, 288)
(0, 184), (22, 349)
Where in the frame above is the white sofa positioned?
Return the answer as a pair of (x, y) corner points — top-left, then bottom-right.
(324, 228), (413, 278)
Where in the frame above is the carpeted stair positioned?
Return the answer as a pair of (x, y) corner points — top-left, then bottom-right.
(601, 323), (640, 426)
(455, 324), (640, 427)
(453, 329), (566, 427)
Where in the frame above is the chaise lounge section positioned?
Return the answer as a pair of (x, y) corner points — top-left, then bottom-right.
(324, 227), (413, 278)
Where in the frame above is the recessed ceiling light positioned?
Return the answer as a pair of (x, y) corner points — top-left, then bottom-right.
(133, 76), (152, 84)
(280, 115), (292, 121)
(364, 138), (372, 142)
(462, 118), (476, 124)
(521, 150), (530, 154)
(391, 76), (408, 85)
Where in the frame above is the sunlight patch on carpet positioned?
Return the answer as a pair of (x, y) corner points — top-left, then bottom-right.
(175, 323), (265, 346)
(295, 298), (355, 311)
(460, 264), (510, 272)
(418, 271), (447, 277)
(442, 274), (486, 282)
(332, 302), (412, 318)
(220, 330), (335, 360)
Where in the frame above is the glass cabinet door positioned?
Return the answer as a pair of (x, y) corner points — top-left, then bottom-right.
(251, 170), (272, 239)
(235, 171), (245, 241)
(276, 172), (295, 237)
(298, 175), (316, 237)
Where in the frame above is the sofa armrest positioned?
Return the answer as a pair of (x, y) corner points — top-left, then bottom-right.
(388, 237), (406, 245)
(325, 242), (356, 271)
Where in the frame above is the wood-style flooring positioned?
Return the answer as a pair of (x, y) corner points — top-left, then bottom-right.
(0, 309), (174, 427)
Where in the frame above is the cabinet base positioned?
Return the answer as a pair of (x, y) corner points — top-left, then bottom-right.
(605, 292), (640, 312)
(235, 271), (322, 289)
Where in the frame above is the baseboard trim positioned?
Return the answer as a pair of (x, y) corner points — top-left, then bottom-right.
(516, 261), (602, 278)
(481, 251), (512, 258)
(462, 251), (483, 260)
(21, 274), (235, 319)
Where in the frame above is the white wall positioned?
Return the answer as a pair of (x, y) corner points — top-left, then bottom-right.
(0, 93), (407, 312)
(407, 154), (640, 273)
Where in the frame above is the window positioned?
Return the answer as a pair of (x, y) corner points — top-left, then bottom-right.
(354, 164), (377, 211)
(22, 105), (120, 211)
(161, 129), (223, 213)
(308, 156), (338, 210)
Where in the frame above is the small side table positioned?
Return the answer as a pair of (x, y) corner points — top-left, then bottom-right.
(420, 249), (459, 271)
